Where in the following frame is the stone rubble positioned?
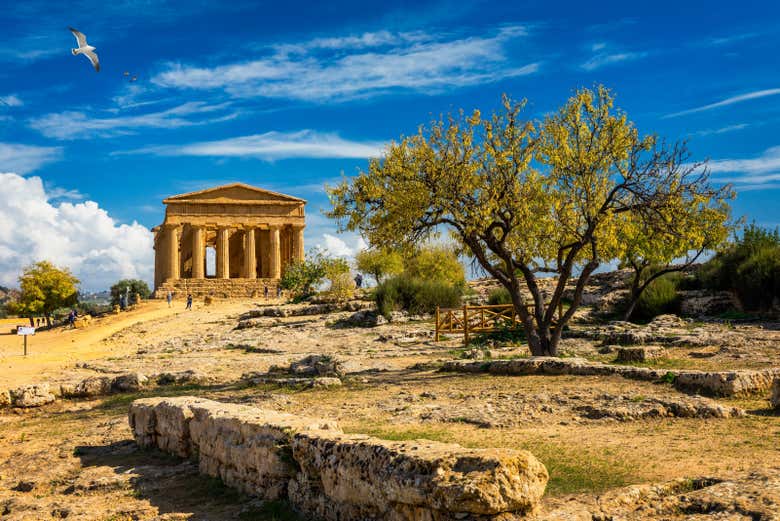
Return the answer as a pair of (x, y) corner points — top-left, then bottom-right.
(128, 396), (549, 520)
(7, 383), (56, 407)
(441, 357), (780, 397)
(616, 345), (667, 362)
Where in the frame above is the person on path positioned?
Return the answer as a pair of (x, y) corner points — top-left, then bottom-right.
(354, 273), (363, 289)
(264, 285), (269, 300)
(186, 294), (193, 310)
(166, 291), (173, 307)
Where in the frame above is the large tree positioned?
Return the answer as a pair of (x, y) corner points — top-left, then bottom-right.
(327, 86), (732, 356)
(11, 261), (79, 326)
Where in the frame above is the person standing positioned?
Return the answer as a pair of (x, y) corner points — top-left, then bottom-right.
(264, 285), (269, 300)
(186, 294), (193, 310)
(166, 291), (173, 308)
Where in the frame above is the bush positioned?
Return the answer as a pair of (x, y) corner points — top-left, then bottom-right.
(631, 273), (681, 321)
(375, 275), (463, 318)
(733, 247), (780, 310)
(487, 287), (512, 305)
(110, 279), (151, 305)
(326, 272), (357, 301)
(697, 223), (780, 311)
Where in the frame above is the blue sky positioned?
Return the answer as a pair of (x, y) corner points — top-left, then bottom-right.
(1, 0), (780, 289)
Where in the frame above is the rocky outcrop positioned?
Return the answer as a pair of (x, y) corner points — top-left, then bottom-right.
(239, 301), (371, 321)
(8, 384), (56, 407)
(616, 346), (666, 362)
(60, 372), (149, 398)
(128, 396), (548, 520)
(543, 472), (780, 520)
(441, 357), (780, 397)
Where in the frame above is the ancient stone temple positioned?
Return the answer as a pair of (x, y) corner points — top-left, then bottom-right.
(152, 183), (305, 298)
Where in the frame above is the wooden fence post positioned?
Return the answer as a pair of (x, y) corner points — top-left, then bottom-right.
(435, 306), (440, 342)
(463, 304), (469, 345)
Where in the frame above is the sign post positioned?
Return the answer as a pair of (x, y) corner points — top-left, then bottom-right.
(16, 326), (35, 356)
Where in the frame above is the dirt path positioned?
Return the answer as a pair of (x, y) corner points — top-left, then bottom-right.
(0, 301), (247, 388)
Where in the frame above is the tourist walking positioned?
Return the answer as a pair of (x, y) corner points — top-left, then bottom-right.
(68, 309), (77, 328)
(264, 285), (269, 300)
(354, 273), (363, 289)
(166, 291), (173, 307)
(186, 294), (193, 310)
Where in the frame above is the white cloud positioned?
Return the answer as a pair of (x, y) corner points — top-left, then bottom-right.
(0, 142), (62, 173)
(691, 123), (749, 137)
(319, 233), (367, 258)
(29, 101), (238, 140)
(580, 50), (647, 71)
(664, 88), (780, 118)
(709, 145), (780, 176)
(0, 173), (154, 291)
(0, 94), (23, 107)
(152, 25), (538, 102)
(117, 130), (385, 160)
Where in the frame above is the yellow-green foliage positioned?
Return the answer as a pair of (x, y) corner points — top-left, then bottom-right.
(10, 261), (79, 316)
(327, 272), (357, 301)
(355, 248), (404, 283)
(404, 244), (465, 286)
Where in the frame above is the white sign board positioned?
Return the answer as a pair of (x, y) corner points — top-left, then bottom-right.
(17, 326), (36, 336)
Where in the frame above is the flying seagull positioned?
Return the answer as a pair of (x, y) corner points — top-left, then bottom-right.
(69, 27), (99, 72)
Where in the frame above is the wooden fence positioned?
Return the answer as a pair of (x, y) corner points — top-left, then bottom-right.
(434, 303), (562, 345)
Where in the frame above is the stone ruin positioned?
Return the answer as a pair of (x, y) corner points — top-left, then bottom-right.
(129, 396), (549, 520)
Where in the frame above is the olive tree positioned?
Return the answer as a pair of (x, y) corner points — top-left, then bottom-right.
(327, 86), (732, 356)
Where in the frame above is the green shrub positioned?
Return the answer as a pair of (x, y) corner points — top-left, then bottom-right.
(632, 273), (681, 321)
(110, 279), (150, 305)
(487, 287), (512, 305)
(697, 223), (780, 311)
(733, 247), (780, 310)
(375, 275), (463, 318)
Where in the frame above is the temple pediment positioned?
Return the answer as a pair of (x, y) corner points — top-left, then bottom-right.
(164, 183), (306, 205)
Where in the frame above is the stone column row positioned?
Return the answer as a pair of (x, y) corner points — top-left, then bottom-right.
(159, 224), (300, 282)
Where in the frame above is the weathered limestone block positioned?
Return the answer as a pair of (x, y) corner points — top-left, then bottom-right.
(111, 372), (148, 393)
(128, 397), (549, 520)
(673, 370), (780, 397)
(128, 396), (207, 457)
(772, 378), (780, 409)
(187, 400), (340, 500)
(616, 346), (667, 363)
(62, 376), (113, 398)
(0, 389), (10, 407)
(9, 384), (56, 407)
(155, 369), (210, 386)
(289, 431), (548, 520)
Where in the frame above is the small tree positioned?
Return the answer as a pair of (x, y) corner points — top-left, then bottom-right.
(110, 279), (151, 306)
(355, 248), (404, 284)
(403, 244), (465, 286)
(11, 261), (79, 326)
(617, 200), (732, 320)
(327, 86), (732, 356)
(280, 249), (349, 299)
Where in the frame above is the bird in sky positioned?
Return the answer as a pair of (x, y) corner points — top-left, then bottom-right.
(69, 27), (100, 72)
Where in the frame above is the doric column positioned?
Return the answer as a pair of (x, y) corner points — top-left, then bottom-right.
(165, 225), (180, 281)
(292, 225), (305, 261)
(243, 228), (257, 279)
(269, 225), (281, 279)
(191, 226), (205, 279)
(216, 227), (231, 279)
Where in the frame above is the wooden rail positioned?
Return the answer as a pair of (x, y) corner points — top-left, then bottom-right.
(434, 303), (562, 345)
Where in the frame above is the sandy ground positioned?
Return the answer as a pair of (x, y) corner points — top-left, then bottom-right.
(0, 301), (254, 389)
(1, 299), (780, 520)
